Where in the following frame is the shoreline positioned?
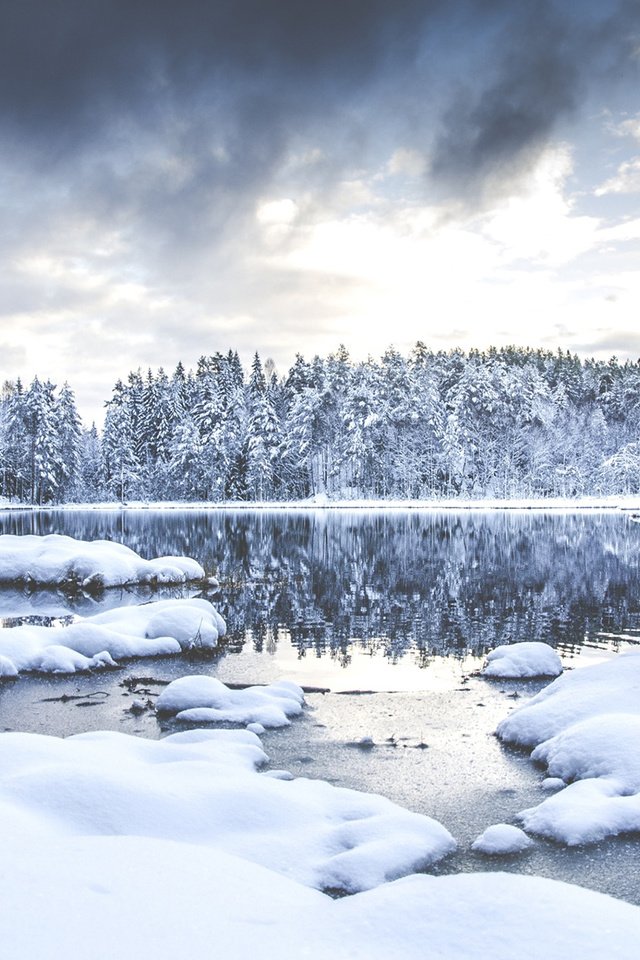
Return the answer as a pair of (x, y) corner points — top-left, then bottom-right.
(1, 496), (639, 513)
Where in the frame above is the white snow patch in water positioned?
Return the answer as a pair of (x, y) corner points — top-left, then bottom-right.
(0, 598), (225, 674)
(471, 823), (533, 855)
(156, 676), (305, 728)
(0, 727), (454, 894)
(482, 641), (562, 679)
(0, 533), (205, 587)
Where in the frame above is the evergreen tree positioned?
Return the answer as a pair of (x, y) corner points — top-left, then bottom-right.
(55, 382), (82, 500)
(103, 380), (140, 502)
(23, 378), (62, 504)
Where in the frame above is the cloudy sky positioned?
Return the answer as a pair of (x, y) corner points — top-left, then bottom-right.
(1, 0), (639, 424)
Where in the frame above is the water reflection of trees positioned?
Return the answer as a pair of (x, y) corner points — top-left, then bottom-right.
(2, 510), (640, 663)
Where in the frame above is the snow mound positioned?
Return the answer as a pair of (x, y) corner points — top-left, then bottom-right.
(0, 534), (206, 588)
(471, 824), (533, 855)
(1, 730), (639, 957)
(0, 728), (455, 894)
(1, 839), (639, 960)
(482, 641), (562, 678)
(156, 676), (305, 728)
(0, 598), (226, 675)
(497, 651), (640, 844)
(497, 652), (640, 748)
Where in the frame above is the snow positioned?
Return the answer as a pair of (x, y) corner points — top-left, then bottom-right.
(0, 533), (206, 587)
(156, 675), (305, 728)
(5, 495), (640, 511)
(482, 641), (563, 678)
(0, 728), (639, 959)
(497, 650), (640, 844)
(0, 597), (225, 674)
(0, 727), (455, 893)
(542, 777), (565, 792)
(471, 824), (533, 855)
(497, 651), (640, 748)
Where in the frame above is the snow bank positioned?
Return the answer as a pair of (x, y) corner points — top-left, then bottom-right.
(0, 598), (225, 674)
(497, 651), (640, 844)
(471, 824), (533, 855)
(156, 675), (305, 728)
(3, 840), (640, 960)
(0, 728), (454, 894)
(497, 652), (640, 748)
(482, 641), (562, 678)
(0, 533), (206, 588)
(0, 731), (639, 959)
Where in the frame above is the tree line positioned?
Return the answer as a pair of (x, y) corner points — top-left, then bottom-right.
(2, 344), (640, 503)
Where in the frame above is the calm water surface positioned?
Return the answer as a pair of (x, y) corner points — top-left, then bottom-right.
(1, 508), (640, 903)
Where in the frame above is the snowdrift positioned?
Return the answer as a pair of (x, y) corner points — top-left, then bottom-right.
(482, 641), (563, 679)
(497, 651), (640, 844)
(1, 727), (639, 959)
(156, 675), (305, 728)
(0, 597), (225, 675)
(0, 533), (206, 588)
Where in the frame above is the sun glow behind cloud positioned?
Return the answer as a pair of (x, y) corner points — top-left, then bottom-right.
(249, 143), (632, 362)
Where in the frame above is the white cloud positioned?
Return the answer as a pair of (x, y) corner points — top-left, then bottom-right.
(247, 141), (640, 365)
(597, 218), (640, 243)
(256, 198), (299, 226)
(386, 148), (427, 178)
(595, 157), (640, 196)
(611, 115), (640, 142)
(481, 145), (599, 265)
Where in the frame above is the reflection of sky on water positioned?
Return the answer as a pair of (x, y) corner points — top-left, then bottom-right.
(1, 509), (640, 687)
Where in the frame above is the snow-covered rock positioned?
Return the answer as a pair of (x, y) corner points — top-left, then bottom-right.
(0, 534), (206, 588)
(471, 823), (533, 855)
(541, 777), (565, 792)
(0, 728), (455, 894)
(0, 654), (19, 677)
(0, 728), (639, 958)
(0, 598), (225, 675)
(482, 641), (562, 679)
(497, 651), (640, 844)
(156, 676), (304, 728)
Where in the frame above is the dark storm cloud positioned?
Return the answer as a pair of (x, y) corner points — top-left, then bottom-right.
(0, 0), (436, 149)
(2, 1), (637, 185)
(429, 1), (640, 195)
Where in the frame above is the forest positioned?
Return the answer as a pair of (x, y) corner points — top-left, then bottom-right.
(1, 344), (640, 504)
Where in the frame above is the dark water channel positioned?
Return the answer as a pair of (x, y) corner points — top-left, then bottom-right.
(2, 508), (640, 904)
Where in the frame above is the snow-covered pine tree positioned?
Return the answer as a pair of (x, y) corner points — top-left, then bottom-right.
(54, 382), (83, 501)
(102, 379), (140, 502)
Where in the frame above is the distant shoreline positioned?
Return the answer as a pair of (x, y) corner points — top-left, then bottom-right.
(1, 496), (639, 513)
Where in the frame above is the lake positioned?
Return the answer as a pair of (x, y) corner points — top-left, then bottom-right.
(1, 507), (640, 902)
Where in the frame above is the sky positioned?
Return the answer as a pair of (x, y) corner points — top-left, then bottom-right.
(1, 0), (639, 425)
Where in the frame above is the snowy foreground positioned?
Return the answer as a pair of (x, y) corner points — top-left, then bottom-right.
(0, 598), (225, 675)
(2, 527), (640, 954)
(498, 649), (640, 844)
(2, 726), (640, 960)
(0, 533), (206, 587)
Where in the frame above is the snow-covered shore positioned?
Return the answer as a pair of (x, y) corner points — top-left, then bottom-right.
(2, 495), (640, 511)
(2, 725), (640, 959)
(497, 649), (640, 845)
